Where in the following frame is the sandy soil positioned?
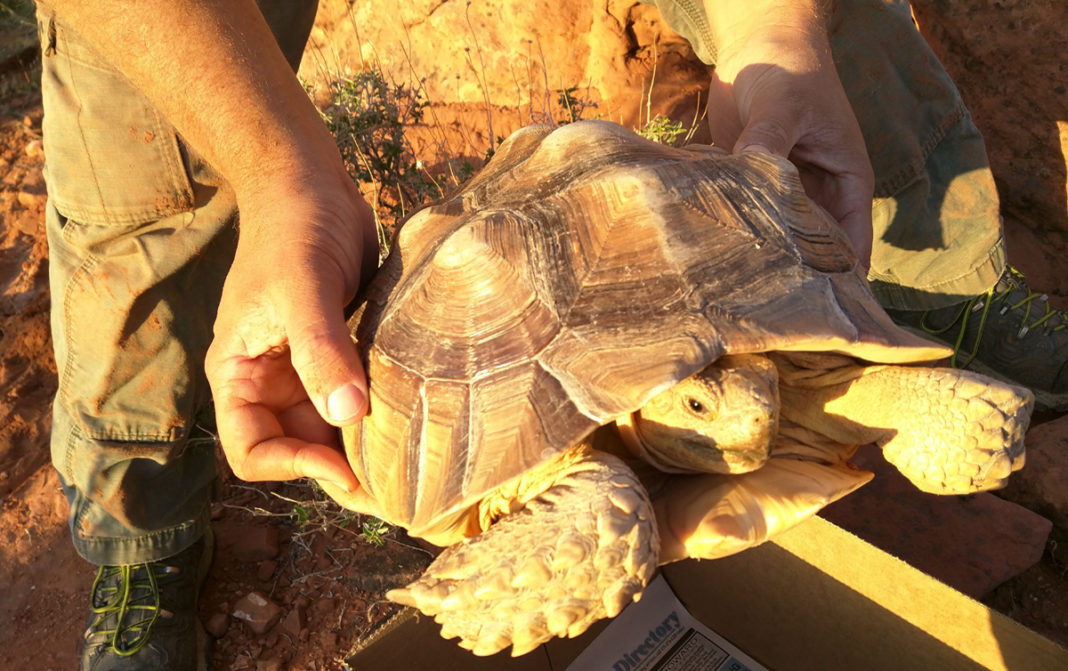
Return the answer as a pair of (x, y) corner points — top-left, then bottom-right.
(0, 6), (1066, 669)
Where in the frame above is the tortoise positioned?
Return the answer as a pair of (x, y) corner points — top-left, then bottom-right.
(322, 121), (1033, 657)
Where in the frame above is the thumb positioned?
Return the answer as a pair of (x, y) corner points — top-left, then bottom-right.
(288, 304), (369, 426)
(733, 109), (796, 159)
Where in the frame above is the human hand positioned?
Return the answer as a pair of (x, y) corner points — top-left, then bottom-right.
(705, 12), (875, 269)
(205, 174), (381, 510)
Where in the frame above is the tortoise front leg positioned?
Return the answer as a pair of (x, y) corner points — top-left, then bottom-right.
(387, 446), (657, 657)
(774, 352), (1032, 494)
(651, 457), (872, 564)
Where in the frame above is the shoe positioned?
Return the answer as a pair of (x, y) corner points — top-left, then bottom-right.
(885, 267), (1067, 412)
(80, 532), (214, 671)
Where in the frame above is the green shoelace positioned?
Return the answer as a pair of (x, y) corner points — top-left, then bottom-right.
(919, 268), (1066, 368)
(87, 562), (175, 656)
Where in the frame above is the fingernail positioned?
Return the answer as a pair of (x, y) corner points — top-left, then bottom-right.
(330, 480), (355, 495)
(738, 143), (773, 155)
(326, 384), (365, 424)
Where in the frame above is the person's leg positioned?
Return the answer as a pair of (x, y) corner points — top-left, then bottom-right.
(39, 1), (318, 668)
(40, 10), (233, 667)
(827, 0), (1066, 410)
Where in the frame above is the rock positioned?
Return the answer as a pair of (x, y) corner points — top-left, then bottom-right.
(23, 140), (43, 158)
(232, 591), (283, 635)
(22, 109), (43, 127)
(313, 554), (332, 572)
(256, 559), (278, 582)
(281, 605), (305, 638)
(256, 659), (282, 671)
(16, 168), (46, 209)
(303, 0), (711, 137)
(205, 612), (230, 638)
(15, 213), (40, 236)
(24, 469), (69, 523)
(996, 415), (1068, 530)
(820, 444), (1052, 598)
(228, 525), (280, 562)
(309, 596), (335, 620)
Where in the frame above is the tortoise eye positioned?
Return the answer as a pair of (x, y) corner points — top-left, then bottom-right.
(687, 398), (706, 414)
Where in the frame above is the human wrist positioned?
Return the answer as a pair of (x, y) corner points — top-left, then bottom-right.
(704, 0), (831, 80)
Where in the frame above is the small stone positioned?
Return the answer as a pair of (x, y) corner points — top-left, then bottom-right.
(230, 525), (281, 562)
(281, 605), (305, 638)
(24, 139), (43, 158)
(309, 596), (335, 619)
(17, 189), (45, 209)
(256, 559), (277, 582)
(16, 212), (40, 235)
(205, 612), (230, 638)
(232, 591), (283, 635)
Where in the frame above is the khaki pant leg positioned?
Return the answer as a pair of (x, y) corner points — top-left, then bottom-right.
(39, 1), (318, 565)
(41, 8), (234, 564)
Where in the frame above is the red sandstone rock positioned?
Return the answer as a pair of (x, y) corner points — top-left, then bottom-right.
(997, 415), (1068, 530)
(232, 591), (283, 635)
(205, 612), (230, 638)
(820, 444), (1053, 598)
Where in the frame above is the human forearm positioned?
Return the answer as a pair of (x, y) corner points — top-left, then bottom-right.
(41, 0), (348, 215)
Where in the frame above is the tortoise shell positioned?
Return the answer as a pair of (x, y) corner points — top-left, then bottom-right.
(343, 120), (947, 536)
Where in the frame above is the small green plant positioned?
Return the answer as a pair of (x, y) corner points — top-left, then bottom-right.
(636, 113), (687, 146)
(274, 481), (393, 546)
(632, 49), (704, 146)
(317, 68), (439, 247)
(360, 517), (391, 547)
(554, 86), (598, 125)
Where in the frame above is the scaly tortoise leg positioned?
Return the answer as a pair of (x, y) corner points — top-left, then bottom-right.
(774, 352), (1032, 494)
(388, 446), (658, 657)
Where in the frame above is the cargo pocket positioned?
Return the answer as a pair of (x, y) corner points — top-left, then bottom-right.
(38, 10), (224, 452)
(38, 11), (195, 226)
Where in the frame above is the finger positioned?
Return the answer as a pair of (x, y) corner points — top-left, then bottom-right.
(287, 296), (370, 427)
(277, 399), (343, 448)
(705, 74), (744, 150)
(233, 429), (359, 492)
(733, 107), (797, 159)
(317, 478), (386, 518)
(830, 189), (874, 273)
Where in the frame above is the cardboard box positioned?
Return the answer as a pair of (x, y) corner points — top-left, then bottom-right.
(350, 516), (1068, 670)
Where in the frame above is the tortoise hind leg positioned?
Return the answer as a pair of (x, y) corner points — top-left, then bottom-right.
(387, 446), (658, 657)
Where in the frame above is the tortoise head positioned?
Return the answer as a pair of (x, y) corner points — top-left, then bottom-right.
(623, 354), (779, 475)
